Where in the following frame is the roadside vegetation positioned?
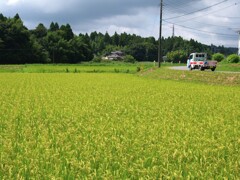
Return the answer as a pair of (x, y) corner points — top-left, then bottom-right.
(217, 62), (240, 72)
(140, 66), (240, 86)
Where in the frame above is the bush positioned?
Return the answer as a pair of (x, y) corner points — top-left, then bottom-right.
(220, 58), (228, 64)
(136, 66), (144, 72)
(92, 56), (102, 63)
(166, 50), (188, 63)
(123, 55), (136, 63)
(212, 53), (225, 62)
(226, 54), (239, 63)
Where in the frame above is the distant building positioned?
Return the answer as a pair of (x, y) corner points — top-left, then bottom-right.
(105, 51), (124, 60)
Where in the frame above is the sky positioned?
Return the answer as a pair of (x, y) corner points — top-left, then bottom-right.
(0, 0), (240, 47)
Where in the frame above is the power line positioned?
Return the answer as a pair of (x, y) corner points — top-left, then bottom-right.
(163, 20), (237, 37)
(164, 0), (228, 20)
(159, 0), (239, 47)
(162, 1), (205, 19)
(169, 19), (240, 30)
(173, 2), (239, 23)
(216, 15), (240, 18)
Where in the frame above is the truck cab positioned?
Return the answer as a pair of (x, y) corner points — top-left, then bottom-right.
(187, 53), (217, 71)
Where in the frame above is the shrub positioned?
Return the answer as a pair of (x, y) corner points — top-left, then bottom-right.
(136, 66), (141, 72)
(220, 58), (228, 64)
(101, 59), (112, 63)
(92, 56), (102, 63)
(226, 54), (239, 63)
(166, 50), (188, 63)
(123, 55), (136, 63)
(212, 53), (225, 62)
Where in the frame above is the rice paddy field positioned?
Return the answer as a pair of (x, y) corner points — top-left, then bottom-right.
(0, 64), (240, 179)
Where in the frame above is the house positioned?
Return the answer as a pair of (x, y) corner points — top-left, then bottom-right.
(105, 51), (124, 60)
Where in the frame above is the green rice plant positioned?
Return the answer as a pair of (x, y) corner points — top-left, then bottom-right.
(0, 73), (239, 179)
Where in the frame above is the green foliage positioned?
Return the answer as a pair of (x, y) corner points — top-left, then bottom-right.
(49, 22), (59, 31)
(0, 13), (237, 64)
(217, 63), (240, 72)
(60, 24), (74, 41)
(123, 55), (136, 63)
(125, 42), (157, 61)
(226, 54), (239, 63)
(212, 53), (225, 62)
(166, 50), (188, 63)
(32, 23), (47, 38)
(92, 56), (102, 63)
(0, 13), (95, 64)
(0, 13), (41, 64)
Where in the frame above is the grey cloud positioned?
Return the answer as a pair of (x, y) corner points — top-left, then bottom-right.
(0, 0), (239, 47)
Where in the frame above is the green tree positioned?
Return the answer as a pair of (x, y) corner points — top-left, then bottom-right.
(119, 32), (130, 46)
(69, 36), (94, 62)
(125, 43), (146, 61)
(90, 31), (98, 41)
(0, 13), (7, 21)
(60, 24), (74, 41)
(43, 31), (62, 63)
(144, 42), (157, 61)
(104, 32), (112, 45)
(227, 54), (239, 63)
(29, 35), (49, 63)
(212, 53), (225, 62)
(166, 50), (188, 63)
(0, 38), (4, 48)
(33, 23), (47, 38)
(49, 22), (59, 32)
(112, 32), (120, 46)
(0, 14), (33, 64)
(125, 42), (157, 61)
(123, 55), (136, 63)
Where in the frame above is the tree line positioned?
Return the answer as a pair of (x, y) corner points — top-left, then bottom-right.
(0, 13), (237, 64)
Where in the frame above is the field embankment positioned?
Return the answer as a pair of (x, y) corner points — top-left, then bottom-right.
(140, 66), (240, 86)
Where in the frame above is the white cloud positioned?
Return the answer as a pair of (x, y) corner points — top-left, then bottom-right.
(6, 0), (21, 6)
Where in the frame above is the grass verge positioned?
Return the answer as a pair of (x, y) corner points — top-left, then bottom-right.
(139, 67), (240, 86)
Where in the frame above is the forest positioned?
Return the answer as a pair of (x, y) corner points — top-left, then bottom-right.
(0, 13), (237, 64)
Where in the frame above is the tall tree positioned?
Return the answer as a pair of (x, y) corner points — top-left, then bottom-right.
(0, 14), (33, 64)
(49, 22), (59, 32)
(112, 32), (119, 46)
(60, 24), (74, 41)
(33, 23), (47, 38)
(104, 32), (112, 45)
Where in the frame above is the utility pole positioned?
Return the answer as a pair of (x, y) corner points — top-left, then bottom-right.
(238, 30), (240, 55)
(172, 24), (175, 37)
(158, 0), (163, 68)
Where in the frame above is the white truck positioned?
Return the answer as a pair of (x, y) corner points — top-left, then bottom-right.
(187, 53), (217, 71)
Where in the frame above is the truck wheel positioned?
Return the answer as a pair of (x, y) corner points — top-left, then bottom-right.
(200, 67), (204, 71)
(211, 67), (216, 71)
